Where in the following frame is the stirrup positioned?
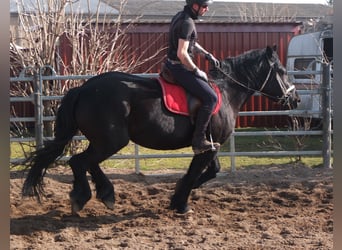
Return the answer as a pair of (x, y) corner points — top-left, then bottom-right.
(192, 141), (220, 155)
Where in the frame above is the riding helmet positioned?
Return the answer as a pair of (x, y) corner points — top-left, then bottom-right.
(186, 0), (213, 6)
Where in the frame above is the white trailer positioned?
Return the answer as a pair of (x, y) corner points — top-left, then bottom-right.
(286, 29), (333, 119)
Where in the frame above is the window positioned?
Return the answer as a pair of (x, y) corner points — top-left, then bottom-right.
(294, 58), (316, 79)
(323, 38), (333, 62)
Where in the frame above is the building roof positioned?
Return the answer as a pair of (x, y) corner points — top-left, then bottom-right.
(10, 0), (333, 25)
(102, 0), (333, 23)
(10, 0), (118, 15)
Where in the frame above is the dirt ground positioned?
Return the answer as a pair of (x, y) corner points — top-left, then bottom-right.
(10, 163), (333, 250)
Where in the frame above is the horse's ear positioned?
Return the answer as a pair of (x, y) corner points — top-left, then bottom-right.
(272, 44), (277, 51)
(266, 46), (273, 58)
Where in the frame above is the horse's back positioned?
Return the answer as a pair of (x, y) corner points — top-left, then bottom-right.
(72, 70), (161, 129)
(73, 71), (160, 111)
(82, 71), (159, 90)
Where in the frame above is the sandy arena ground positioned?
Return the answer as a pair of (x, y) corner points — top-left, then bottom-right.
(10, 163), (333, 249)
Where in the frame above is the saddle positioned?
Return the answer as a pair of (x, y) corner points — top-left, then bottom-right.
(158, 62), (221, 121)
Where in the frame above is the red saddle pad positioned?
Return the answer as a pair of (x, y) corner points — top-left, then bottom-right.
(157, 77), (221, 116)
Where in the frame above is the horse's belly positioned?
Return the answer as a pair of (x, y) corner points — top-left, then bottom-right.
(128, 115), (193, 150)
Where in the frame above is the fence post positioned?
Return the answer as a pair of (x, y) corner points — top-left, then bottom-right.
(230, 128), (236, 172)
(134, 144), (140, 174)
(321, 63), (332, 169)
(33, 70), (44, 149)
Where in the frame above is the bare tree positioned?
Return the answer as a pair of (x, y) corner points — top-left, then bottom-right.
(10, 0), (165, 78)
(236, 3), (297, 23)
(10, 0), (166, 152)
(61, 0), (165, 77)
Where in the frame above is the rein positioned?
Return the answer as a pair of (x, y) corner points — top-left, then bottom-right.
(213, 60), (293, 103)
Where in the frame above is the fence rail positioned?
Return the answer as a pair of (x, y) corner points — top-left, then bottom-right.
(10, 65), (333, 171)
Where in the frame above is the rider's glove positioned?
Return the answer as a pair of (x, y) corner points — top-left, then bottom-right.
(205, 53), (220, 68)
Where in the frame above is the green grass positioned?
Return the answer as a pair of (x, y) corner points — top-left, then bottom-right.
(10, 127), (327, 171)
(224, 127), (324, 151)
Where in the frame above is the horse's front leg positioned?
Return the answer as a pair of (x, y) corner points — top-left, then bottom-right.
(170, 151), (217, 214)
(192, 155), (221, 189)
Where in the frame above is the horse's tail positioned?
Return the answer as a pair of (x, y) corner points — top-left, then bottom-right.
(22, 87), (80, 200)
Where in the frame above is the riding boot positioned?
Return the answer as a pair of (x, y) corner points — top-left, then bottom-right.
(192, 108), (220, 154)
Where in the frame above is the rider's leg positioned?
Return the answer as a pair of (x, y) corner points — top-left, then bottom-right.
(192, 107), (220, 154)
(167, 62), (220, 154)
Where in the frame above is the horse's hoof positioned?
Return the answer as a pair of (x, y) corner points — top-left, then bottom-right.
(102, 200), (114, 210)
(70, 195), (86, 214)
(175, 205), (192, 214)
(169, 199), (190, 214)
(69, 187), (91, 214)
(71, 200), (82, 215)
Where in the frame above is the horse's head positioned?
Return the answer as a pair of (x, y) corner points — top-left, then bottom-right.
(261, 45), (300, 109)
(210, 46), (300, 109)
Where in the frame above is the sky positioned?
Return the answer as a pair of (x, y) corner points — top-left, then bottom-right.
(215, 0), (328, 4)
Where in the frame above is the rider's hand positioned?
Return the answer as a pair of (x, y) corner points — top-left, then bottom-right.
(194, 67), (208, 82)
(205, 53), (220, 68)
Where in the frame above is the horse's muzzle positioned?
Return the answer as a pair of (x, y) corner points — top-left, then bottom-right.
(281, 88), (300, 109)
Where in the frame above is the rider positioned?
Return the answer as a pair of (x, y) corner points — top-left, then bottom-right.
(165, 0), (221, 154)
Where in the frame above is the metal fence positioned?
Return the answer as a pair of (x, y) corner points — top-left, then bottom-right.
(10, 65), (333, 172)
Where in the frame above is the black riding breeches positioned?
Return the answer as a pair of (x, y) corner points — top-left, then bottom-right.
(165, 61), (218, 112)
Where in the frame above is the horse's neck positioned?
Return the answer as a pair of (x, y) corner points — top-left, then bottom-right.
(232, 59), (258, 86)
(226, 83), (252, 112)
(225, 62), (255, 111)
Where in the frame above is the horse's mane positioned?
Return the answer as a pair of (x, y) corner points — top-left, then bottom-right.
(209, 48), (267, 82)
(230, 48), (266, 66)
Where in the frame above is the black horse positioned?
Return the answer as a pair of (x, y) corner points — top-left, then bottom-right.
(22, 46), (299, 214)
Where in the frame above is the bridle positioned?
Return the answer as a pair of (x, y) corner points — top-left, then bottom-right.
(214, 58), (295, 106)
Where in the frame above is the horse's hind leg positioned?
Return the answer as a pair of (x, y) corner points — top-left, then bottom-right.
(170, 151), (217, 214)
(88, 161), (115, 210)
(68, 138), (127, 214)
(68, 150), (93, 214)
(85, 131), (129, 210)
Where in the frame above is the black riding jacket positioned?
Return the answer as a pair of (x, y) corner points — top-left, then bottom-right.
(167, 5), (198, 61)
